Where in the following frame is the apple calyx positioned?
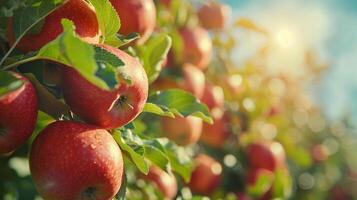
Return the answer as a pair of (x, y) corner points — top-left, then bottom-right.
(112, 95), (134, 110)
(81, 186), (98, 199)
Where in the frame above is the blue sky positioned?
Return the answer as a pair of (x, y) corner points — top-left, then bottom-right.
(224, 0), (357, 123)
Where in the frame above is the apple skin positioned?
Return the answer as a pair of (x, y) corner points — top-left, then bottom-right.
(109, 0), (156, 44)
(201, 114), (230, 148)
(61, 44), (148, 129)
(0, 72), (38, 155)
(179, 26), (212, 70)
(189, 154), (222, 195)
(198, 2), (231, 30)
(153, 63), (205, 99)
(247, 141), (286, 171)
(143, 166), (178, 200)
(7, 0), (100, 53)
(30, 121), (123, 200)
(162, 116), (202, 146)
(201, 83), (225, 115)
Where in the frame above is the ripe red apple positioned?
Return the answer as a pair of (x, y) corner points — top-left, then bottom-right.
(178, 26), (212, 70)
(109, 0), (156, 44)
(30, 121), (123, 200)
(7, 0), (100, 53)
(153, 63), (205, 99)
(201, 114), (230, 148)
(0, 72), (38, 155)
(201, 83), (225, 117)
(61, 44), (148, 129)
(247, 141), (286, 171)
(143, 165), (178, 199)
(198, 2), (232, 30)
(189, 154), (222, 195)
(161, 116), (202, 146)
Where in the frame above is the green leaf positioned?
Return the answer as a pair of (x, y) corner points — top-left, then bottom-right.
(148, 89), (213, 124)
(12, 0), (64, 39)
(113, 129), (149, 175)
(157, 138), (194, 182)
(114, 171), (127, 200)
(247, 171), (274, 198)
(272, 169), (292, 199)
(0, 71), (24, 97)
(37, 19), (118, 90)
(143, 103), (175, 118)
(138, 34), (172, 83)
(88, 0), (120, 43)
(106, 33), (140, 48)
(30, 111), (54, 145)
(143, 139), (170, 171)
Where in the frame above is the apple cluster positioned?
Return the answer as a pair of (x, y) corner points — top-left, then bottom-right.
(1, 0), (156, 199)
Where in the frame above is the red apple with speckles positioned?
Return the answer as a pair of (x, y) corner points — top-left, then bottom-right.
(7, 0), (100, 53)
(178, 27), (212, 70)
(201, 114), (230, 148)
(198, 2), (231, 30)
(247, 141), (286, 171)
(30, 121), (123, 200)
(0, 72), (37, 155)
(143, 166), (178, 200)
(61, 44), (148, 129)
(162, 116), (202, 146)
(189, 154), (222, 195)
(109, 0), (156, 44)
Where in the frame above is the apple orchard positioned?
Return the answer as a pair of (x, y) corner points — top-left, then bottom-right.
(0, 0), (357, 200)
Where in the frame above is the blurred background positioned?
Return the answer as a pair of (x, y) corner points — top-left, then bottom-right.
(223, 0), (357, 125)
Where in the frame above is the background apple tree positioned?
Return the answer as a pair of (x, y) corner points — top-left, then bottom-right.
(1, 0), (357, 199)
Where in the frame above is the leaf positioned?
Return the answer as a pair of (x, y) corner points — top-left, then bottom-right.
(30, 111), (54, 144)
(143, 139), (170, 171)
(157, 138), (194, 182)
(234, 18), (268, 35)
(148, 89), (213, 124)
(88, 0), (120, 43)
(247, 171), (274, 198)
(37, 19), (118, 90)
(12, 0), (65, 39)
(113, 129), (149, 175)
(0, 71), (24, 97)
(143, 103), (175, 118)
(272, 168), (292, 199)
(138, 34), (172, 83)
(106, 33), (140, 48)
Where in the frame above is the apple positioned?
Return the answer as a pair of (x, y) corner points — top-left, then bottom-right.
(247, 141), (286, 171)
(311, 144), (329, 162)
(30, 121), (123, 200)
(0, 72), (38, 155)
(198, 2), (232, 30)
(201, 114), (230, 148)
(61, 44), (148, 129)
(178, 26), (212, 70)
(7, 0), (100, 53)
(236, 192), (252, 200)
(153, 64), (205, 99)
(201, 83), (225, 116)
(109, 0), (156, 44)
(161, 116), (202, 146)
(189, 154), (222, 195)
(143, 165), (178, 199)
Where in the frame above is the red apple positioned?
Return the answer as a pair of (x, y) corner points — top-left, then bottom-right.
(198, 2), (231, 30)
(0, 72), (38, 155)
(247, 141), (286, 171)
(61, 44), (148, 129)
(201, 114), (230, 148)
(7, 0), (100, 53)
(189, 154), (222, 195)
(178, 26), (212, 70)
(311, 144), (329, 162)
(153, 63), (205, 99)
(30, 121), (123, 200)
(162, 116), (202, 146)
(143, 165), (178, 199)
(236, 192), (252, 200)
(109, 0), (156, 44)
(201, 83), (225, 116)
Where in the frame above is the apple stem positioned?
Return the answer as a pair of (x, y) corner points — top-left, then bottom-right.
(1, 56), (38, 70)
